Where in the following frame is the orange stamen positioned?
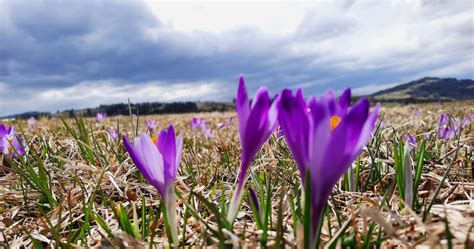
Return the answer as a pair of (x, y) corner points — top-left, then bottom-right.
(330, 115), (341, 132)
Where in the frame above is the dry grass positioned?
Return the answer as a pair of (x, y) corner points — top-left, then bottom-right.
(0, 100), (473, 248)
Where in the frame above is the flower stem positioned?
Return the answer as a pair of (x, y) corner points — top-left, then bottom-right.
(227, 182), (244, 224)
(165, 186), (179, 247)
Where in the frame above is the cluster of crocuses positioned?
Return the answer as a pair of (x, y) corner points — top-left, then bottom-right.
(0, 124), (25, 157)
(191, 116), (233, 137)
(218, 117), (233, 130)
(122, 76), (379, 247)
(437, 113), (472, 139)
(230, 77), (379, 246)
(190, 117), (212, 137)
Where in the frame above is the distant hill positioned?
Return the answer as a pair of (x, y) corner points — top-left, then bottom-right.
(369, 77), (474, 103)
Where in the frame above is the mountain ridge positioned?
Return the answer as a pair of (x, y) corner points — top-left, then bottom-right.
(368, 77), (474, 102)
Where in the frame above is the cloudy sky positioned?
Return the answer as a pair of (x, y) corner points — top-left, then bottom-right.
(0, 0), (473, 116)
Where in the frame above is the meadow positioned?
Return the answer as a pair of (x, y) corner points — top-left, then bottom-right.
(0, 99), (472, 248)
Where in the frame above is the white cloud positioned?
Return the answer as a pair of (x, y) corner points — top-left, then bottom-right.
(411, 60), (474, 79)
(38, 80), (222, 103)
(0, 80), (225, 116)
(147, 1), (310, 35)
(288, 0), (473, 71)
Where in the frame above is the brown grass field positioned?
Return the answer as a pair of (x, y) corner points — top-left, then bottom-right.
(0, 100), (473, 248)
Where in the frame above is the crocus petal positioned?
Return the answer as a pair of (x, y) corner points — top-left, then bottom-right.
(139, 135), (166, 188)
(338, 98), (370, 157)
(337, 88), (351, 115)
(461, 114), (471, 128)
(423, 132), (430, 140)
(324, 90), (337, 116)
(0, 124), (6, 138)
(147, 120), (158, 131)
(241, 86), (273, 164)
(461, 118), (468, 128)
(248, 187), (261, 216)
(353, 102), (379, 155)
(175, 134), (183, 171)
(407, 133), (416, 146)
(235, 83), (275, 199)
(124, 134), (165, 196)
(96, 113), (107, 122)
(316, 121), (349, 197)
(307, 96), (331, 180)
(158, 126), (177, 184)
(191, 117), (201, 130)
(277, 89), (311, 177)
(27, 117), (36, 127)
(12, 136), (25, 156)
(438, 114), (444, 124)
(236, 76), (250, 143)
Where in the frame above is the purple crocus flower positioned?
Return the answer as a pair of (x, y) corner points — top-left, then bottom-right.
(247, 187), (261, 222)
(461, 114), (472, 128)
(96, 112), (107, 123)
(200, 120), (212, 138)
(0, 125), (25, 157)
(438, 126), (454, 139)
(277, 88), (379, 246)
(147, 119), (158, 132)
(424, 132), (430, 141)
(217, 123), (226, 130)
(439, 113), (450, 125)
(406, 132), (416, 147)
(452, 117), (461, 133)
(218, 117), (232, 130)
(108, 128), (119, 141)
(437, 113), (456, 139)
(438, 118), (455, 140)
(227, 76), (278, 222)
(438, 114), (444, 124)
(27, 117), (36, 127)
(190, 117), (202, 130)
(123, 125), (183, 245)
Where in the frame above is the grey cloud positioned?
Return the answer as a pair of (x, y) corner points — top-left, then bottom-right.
(0, 0), (473, 116)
